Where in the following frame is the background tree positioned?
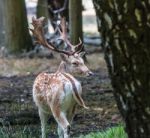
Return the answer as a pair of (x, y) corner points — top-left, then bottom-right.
(69, 0), (86, 61)
(69, 0), (83, 45)
(47, 0), (69, 29)
(93, 0), (150, 138)
(37, 0), (49, 33)
(4, 0), (32, 54)
(47, 0), (83, 45)
(0, 0), (5, 47)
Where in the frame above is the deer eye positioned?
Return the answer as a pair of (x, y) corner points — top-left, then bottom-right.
(72, 62), (78, 66)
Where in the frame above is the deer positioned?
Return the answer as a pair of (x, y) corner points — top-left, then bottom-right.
(30, 17), (93, 138)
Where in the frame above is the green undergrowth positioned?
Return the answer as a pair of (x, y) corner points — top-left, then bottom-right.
(0, 125), (127, 138)
(79, 125), (127, 138)
(0, 124), (41, 138)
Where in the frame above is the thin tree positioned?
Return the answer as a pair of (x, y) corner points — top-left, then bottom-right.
(69, 0), (83, 45)
(0, 0), (5, 47)
(4, 0), (32, 54)
(37, 0), (49, 33)
(93, 0), (150, 138)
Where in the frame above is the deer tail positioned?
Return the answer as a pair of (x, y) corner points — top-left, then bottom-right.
(72, 92), (89, 109)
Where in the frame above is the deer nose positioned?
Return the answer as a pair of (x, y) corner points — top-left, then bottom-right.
(87, 71), (94, 76)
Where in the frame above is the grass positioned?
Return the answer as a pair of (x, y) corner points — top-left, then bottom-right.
(0, 53), (106, 76)
(0, 121), (55, 138)
(79, 125), (127, 138)
(0, 125), (40, 138)
(0, 125), (127, 138)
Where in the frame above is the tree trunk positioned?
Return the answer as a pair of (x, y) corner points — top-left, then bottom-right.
(93, 0), (150, 138)
(37, 0), (49, 33)
(69, 0), (83, 45)
(0, 0), (5, 47)
(4, 0), (33, 54)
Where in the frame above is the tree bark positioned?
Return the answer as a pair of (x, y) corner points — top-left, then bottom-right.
(0, 0), (5, 47)
(93, 0), (150, 138)
(4, 0), (33, 54)
(69, 0), (83, 45)
(37, 0), (49, 33)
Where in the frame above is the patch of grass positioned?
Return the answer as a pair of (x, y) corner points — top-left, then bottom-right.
(0, 123), (56, 138)
(0, 125), (40, 138)
(0, 53), (106, 76)
(79, 125), (127, 138)
(0, 125), (127, 138)
(0, 58), (60, 76)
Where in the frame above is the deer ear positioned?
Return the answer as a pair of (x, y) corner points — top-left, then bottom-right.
(79, 52), (86, 57)
(60, 54), (69, 62)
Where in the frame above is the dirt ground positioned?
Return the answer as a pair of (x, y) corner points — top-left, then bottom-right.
(0, 52), (122, 137)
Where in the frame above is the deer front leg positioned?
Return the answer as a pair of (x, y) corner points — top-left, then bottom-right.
(38, 109), (48, 138)
(57, 125), (64, 138)
(63, 125), (71, 138)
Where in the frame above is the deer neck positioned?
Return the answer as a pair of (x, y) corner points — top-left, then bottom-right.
(57, 61), (68, 73)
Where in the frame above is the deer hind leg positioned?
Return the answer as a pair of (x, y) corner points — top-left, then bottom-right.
(56, 112), (70, 138)
(38, 109), (48, 138)
(51, 107), (70, 138)
(67, 104), (76, 123)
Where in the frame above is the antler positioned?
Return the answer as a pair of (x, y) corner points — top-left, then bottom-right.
(29, 17), (83, 55)
(57, 17), (83, 53)
(30, 17), (76, 56)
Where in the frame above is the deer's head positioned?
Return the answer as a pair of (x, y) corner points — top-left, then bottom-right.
(59, 52), (93, 76)
(30, 17), (93, 76)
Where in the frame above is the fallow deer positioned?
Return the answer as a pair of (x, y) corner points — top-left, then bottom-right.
(30, 17), (93, 138)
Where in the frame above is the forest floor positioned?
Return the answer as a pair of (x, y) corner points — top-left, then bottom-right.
(0, 50), (122, 137)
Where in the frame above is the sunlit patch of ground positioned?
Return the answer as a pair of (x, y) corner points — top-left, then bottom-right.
(0, 53), (106, 77)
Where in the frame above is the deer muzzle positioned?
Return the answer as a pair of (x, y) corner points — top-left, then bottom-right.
(87, 71), (94, 76)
